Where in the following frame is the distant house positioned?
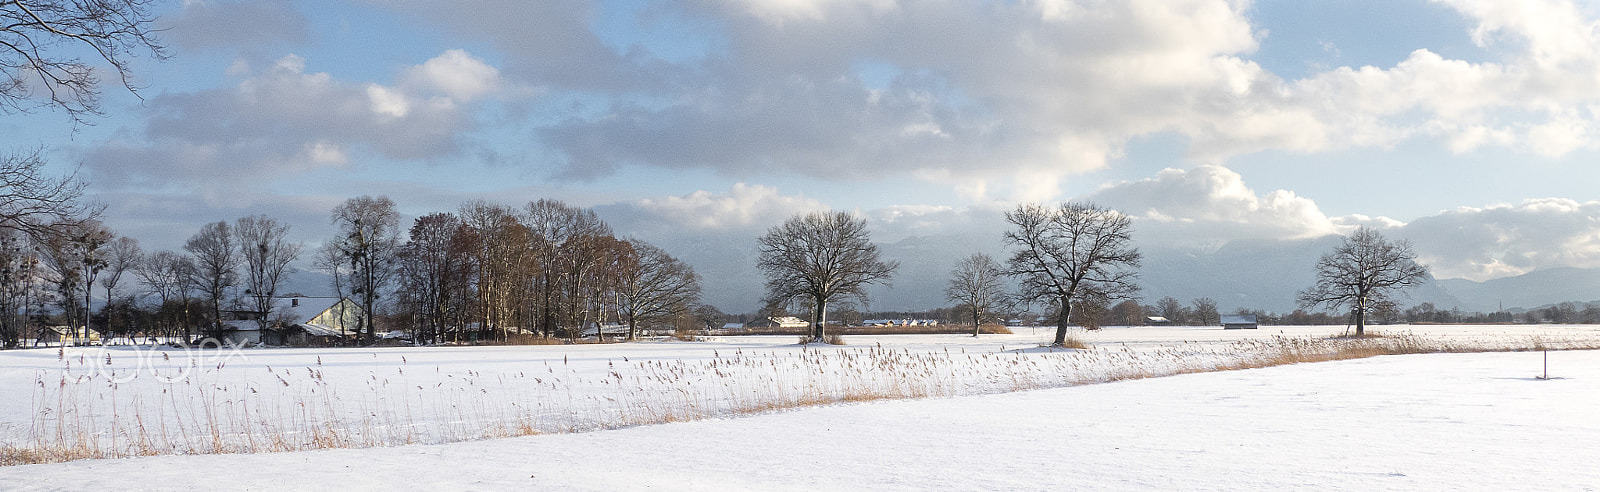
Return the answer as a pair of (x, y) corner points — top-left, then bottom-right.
(773, 316), (808, 328)
(221, 296), (365, 345)
(1221, 314), (1259, 329)
(746, 316), (809, 329)
(36, 326), (100, 347)
(863, 319), (940, 327)
(580, 322), (628, 337)
(1145, 316), (1170, 325)
(721, 322), (746, 330)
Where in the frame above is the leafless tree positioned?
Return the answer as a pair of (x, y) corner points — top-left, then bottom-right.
(460, 201), (532, 340)
(1, 0), (166, 123)
(0, 228), (41, 348)
(95, 235), (138, 339)
(396, 212), (474, 345)
(1155, 296), (1188, 325)
(757, 211), (897, 343)
(617, 239), (701, 340)
(0, 148), (99, 239)
(945, 253), (1006, 336)
(1003, 202), (1141, 346)
(184, 221), (236, 339)
(523, 199), (610, 337)
(134, 249), (196, 340)
(1297, 226), (1429, 336)
(570, 234), (630, 341)
(327, 196), (400, 344)
(97, 235), (138, 300)
(1190, 297), (1220, 326)
(235, 215), (300, 331)
(34, 219), (110, 334)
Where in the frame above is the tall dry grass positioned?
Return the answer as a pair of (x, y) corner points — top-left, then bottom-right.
(5, 330), (1600, 466)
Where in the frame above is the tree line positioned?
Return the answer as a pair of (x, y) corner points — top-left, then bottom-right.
(764, 202), (1441, 347)
(0, 150), (703, 347)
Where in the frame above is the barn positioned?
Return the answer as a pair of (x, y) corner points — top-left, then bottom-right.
(1221, 314), (1259, 329)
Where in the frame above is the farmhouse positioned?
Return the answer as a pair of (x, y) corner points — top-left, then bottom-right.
(580, 322), (629, 338)
(36, 326), (100, 347)
(863, 319), (941, 327)
(1221, 314), (1259, 329)
(746, 316), (809, 329)
(220, 296), (365, 345)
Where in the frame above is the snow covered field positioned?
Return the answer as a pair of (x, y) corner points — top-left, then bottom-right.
(2, 325), (1600, 489)
(4, 348), (1598, 490)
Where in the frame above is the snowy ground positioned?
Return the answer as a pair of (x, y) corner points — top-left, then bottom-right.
(2, 325), (1599, 489)
(3, 348), (1597, 490)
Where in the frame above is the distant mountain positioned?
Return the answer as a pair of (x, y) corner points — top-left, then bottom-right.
(1436, 267), (1600, 312)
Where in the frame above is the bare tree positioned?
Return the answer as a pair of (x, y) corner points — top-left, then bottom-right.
(235, 215), (300, 331)
(1155, 296), (1188, 325)
(1, 0), (166, 123)
(1190, 297), (1219, 326)
(460, 201), (532, 340)
(33, 219), (110, 335)
(617, 239), (701, 341)
(134, 249), (196, 340)
(945, 253), (1006, 336)
(396, 213), (474, 345)
(1003, 202), (1141, 346)
(1297, 226), (1429, 336)
(97, 236), (139, 302)
(327, 196), (400, 344)
(0, 228), (41, 348)
(523, 199), (611, 337)
(184, 221), (237, 339)
(0, 148), (99, 239)
(96, 235), (139, 340)
(570, 234), (630, 341)
(757, 211), (897, 343)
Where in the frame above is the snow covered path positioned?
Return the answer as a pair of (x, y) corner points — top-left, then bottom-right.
(5, 349), (1596, 490)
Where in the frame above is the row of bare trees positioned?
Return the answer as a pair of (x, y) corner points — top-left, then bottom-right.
(941, 202), (1427, 345)
(0, 192), (703, 348)
(355, 197), (703, 345)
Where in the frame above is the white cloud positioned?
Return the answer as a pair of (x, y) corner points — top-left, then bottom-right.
(1403, 198), (1600, 280)
(1087, 165), (1350, 245)
(402, 49), (502, 102)
(434, 0), (1600, 198)
(366, 85), (410, 118)
(86, 51), (501, 190)
(620, 183), (828, 231)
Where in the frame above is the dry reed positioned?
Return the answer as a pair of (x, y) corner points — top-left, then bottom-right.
(5, 330), (1600, 466)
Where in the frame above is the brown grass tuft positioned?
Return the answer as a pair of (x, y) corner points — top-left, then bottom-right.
(1049, 333), (1089, 349)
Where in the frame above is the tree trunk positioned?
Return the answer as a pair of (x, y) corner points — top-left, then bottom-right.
(971, 311), (980, 337)
(812, 298), (827, 342)
(1054, 295), (1072, 346)
(1354, 296), (1366, 336)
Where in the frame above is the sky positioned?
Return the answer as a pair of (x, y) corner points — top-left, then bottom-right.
(12, 0), (1600, 310)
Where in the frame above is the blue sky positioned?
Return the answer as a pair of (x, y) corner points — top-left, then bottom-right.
(13, 0), (1600, 303)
